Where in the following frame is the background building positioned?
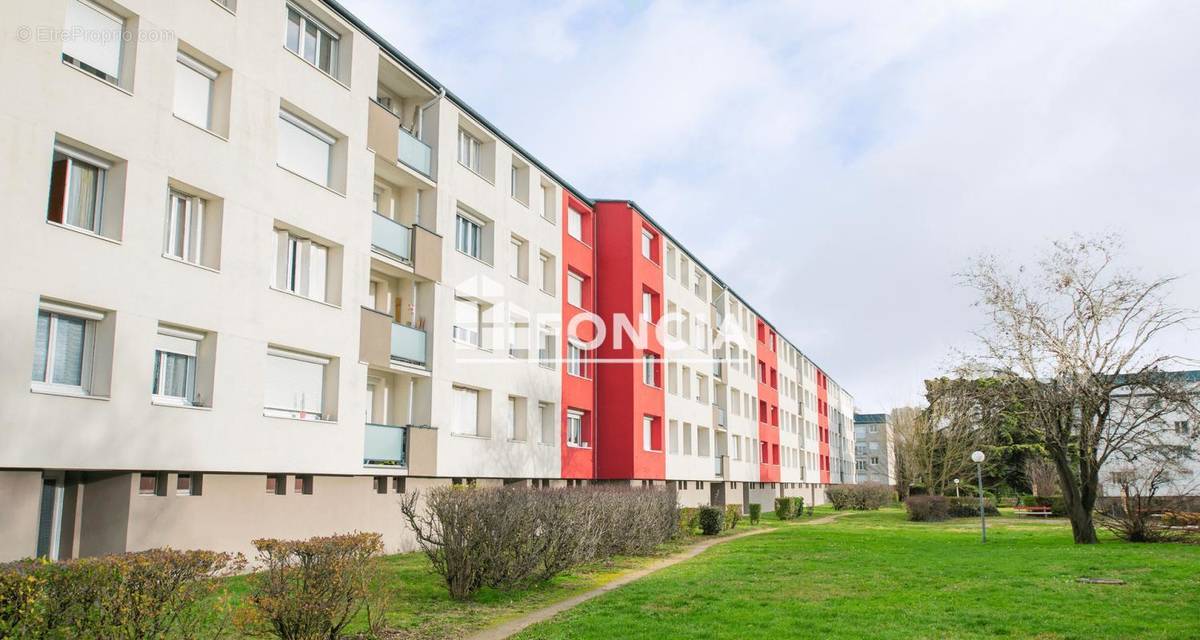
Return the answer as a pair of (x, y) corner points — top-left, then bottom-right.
(854, 413), (896, 487)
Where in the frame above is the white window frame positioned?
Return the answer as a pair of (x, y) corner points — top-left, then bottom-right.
(62, 0), (125, 85)
(151, 326), (203, 406)
(285, 3), (340, 78)
(278, 110), (335, 187)
(539, 326), (555, 369)
(451, 386), (480, 436)
(567, 272), (584, 308)
(455, 210), (483, 260)
(509, 236), (525, 281)
(643, 415), (657, 451)
(452, 297), (482, 347)
(457, 128), (482, 174)
(641, 291), (653, 324)
(641, 228), (654, 260)
(51, 143), (109, 235)
(274, 230), (329, 302)
(263, 347), (329, 421)
(567, 208), (584, 242)
(567, 340), (588, 378)
(174, 51), (218, 130)
(567, 409), (586, 447)
(31, 302), (101, 396)
(164, 190), (206, 265)
(643, 354), (658, 387)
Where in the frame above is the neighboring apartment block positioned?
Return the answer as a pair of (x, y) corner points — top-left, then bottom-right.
(854, 413), (897, 487)
(0, 0), (852, 562)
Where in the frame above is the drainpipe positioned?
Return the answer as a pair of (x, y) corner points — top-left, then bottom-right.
(415, 88), (445, 141)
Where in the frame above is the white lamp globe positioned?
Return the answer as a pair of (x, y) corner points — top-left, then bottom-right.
(954, 478), (960, 484)
(971, 451), (986, 463)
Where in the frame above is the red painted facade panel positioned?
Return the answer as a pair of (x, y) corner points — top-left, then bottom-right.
(756, 320), (780, 482)
(593, 201), (666, 480)
(561, 192), (596, 479)
(817, 369), (831, 484)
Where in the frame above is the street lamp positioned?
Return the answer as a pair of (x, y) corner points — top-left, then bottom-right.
(953, 478), (960, 498)
(971, 450), (987, 543)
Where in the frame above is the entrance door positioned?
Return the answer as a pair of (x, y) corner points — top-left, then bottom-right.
(35, 473), (64, 560)
(709, 482), (725, 506)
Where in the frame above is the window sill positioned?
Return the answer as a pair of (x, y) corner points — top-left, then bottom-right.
(458, 162), (494, 185)
(151, 398), (212, 411)
(209, 0), (236, 15)
(30, 385), (109, 401)
(172, 114), (230, 142)
(507, 438), (527, 444)
(62, 59), (133, 96)
(162, 253), (221, 273)
(263, 411), (336, 424)
(566, 443), (592, 450)
(46, 220), (122, 245)
(276, 164), (346, 197)
(455, 250), (494, 268)
(282, 46), (350, 90)
(511, 275), (529, 284)
(511, 195), (529, 208)
(450, 432), (490, 440)
(269, 286), (341, 309)
(540, 288), (556, 298)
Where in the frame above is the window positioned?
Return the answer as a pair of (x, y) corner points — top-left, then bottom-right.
(567, 341), (587, 378)
(567, 208), (584, 242)
(263, 347), (329, 420)
(641, 291), (655, 324)
(294, 475), (313, 495)
(693, 268), (705, 298)
(139, 472), (165, 496)
(643, 416), (657, 451)
(452, 386), (480, 436)
(176, 473), (200, 496)
(152, 325), (203, 406)
(567, 272), (584, 308)
(539, 402), (555, 444)
(285, 4), (339, 77)
(510, 161), (529, 203)
(174, 51), (217, 130)
(682, 423), (692, 455)
(278, 110), (334, 187)
(539, 327), (556, 369)
(509, 236), (527, 281)
(274, 230), (330, 303)
(666, 246), (677, 278)
(541, 184), (556, 221)
(643, 353), (659, 387)
(458, 128), (482, 174)
(455, 211), (483, 260)
(62, 0), (125, 85)
(871, 456), (880, 465)
(47, 143), (108, 234)
(164, 190), (206, 265)
(31, 302), (101, 395)
(508, 396), (527, 440)
(1175, 420), (1190, 435)
(669, 420), (680, 453)
(641, 228), (655, 260)
(540, 253), (556, 295)
(567, 409), (586, 447)
(267, 474), (286, 495)
(453, 298), (482, 347)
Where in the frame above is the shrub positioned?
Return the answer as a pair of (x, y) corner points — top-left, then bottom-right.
(723, 505), (741, 530)
(947, 497), (1000, 518)
(774, 497), (795, 520)
(793, 497), (805, 515)
(1163, 511), (1200, 527)
(401, 485), (678, 599)
(678, 507), (700, 536)
(748, 503), (762, 524)
(0, 549), (242, 640)
(240, 532), (385, 640)
(905, 495), (950, 522)
(698, 506), (724, 535)
(826, 484), (892, 511)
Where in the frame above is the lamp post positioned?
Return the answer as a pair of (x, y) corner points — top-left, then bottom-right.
(953, 478), (960, 498)
(971, 450), (987, 543)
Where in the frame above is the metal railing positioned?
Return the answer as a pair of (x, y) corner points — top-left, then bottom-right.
(364, 423), (408, 467)
(391, 322), (427, 366)
(398, 128), (432, 177)
(714, 404), (727, 428)
(372, 213), (413, 263)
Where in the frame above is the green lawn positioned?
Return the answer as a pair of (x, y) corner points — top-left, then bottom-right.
(513, 509), (1200, 640)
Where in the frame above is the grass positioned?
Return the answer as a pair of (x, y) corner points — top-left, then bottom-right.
(216, 520), (771, 639)
(512, 509), (1200, 640)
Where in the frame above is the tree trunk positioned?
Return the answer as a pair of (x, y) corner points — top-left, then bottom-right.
(1047, 446), (1100, 544)
(1066, 501), (1099, 544)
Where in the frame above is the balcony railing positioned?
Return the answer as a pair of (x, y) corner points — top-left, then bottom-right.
(364, 423), (408, 467)
(714, 405), (727, 428)
(372, 213), (413, 263)
(391, 322), (427, 366)
(398, 127), (432, 177)
(712, 358), (724, 378)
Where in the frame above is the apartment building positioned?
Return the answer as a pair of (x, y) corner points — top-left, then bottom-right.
(854, 414), (897, 487)
(0, 0), (852, 562)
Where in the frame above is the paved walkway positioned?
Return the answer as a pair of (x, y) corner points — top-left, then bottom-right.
(464, 511), (853, 640)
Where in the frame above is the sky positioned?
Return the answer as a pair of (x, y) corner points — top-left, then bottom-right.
(338, 0), (1200, 412)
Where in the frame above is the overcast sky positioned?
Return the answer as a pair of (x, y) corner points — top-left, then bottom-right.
(340, 0), (1200, 412)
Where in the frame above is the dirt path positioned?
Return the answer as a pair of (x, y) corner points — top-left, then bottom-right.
(463, 511), (853, 640)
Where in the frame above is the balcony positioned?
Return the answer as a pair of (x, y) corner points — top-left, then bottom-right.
(364, 423), (408, 467)
(372, 213), (412, 263)
(398, 128), (432, 177)
(714, 454), (729, 478)
(712, 358), (724, 379)
(392, 322), (427, 366)
(712, 404), (727, 429)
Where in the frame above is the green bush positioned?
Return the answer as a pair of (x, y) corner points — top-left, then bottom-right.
(792, 497), (806, 516)
(749, 504), (762, 524)
(947, 497), (1000, 518)
(698, 507), (724, 535)
(826, 484), (892, 511)
(723, 505), (742, 530)
(0, 549), (243, 640)
(905, 495), (950, 522)
(678, 507), (700, 536)
(1020, 495), (1069, 516)
(239, 532), (385, 640)
(774, 497), (795, 520)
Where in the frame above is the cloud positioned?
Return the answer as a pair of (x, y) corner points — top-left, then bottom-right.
(340, 0), (1200, 410)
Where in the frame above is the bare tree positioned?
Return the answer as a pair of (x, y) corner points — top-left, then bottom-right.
(955, 235), (1199, 543)
(892, 399), (982, 496)
(1098, 450), (1198, 543)
(1024, 456), (1060, 496)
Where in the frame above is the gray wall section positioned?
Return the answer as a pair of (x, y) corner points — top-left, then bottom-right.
(78, 472), (133, 557)
(0, 470), (43, 560)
